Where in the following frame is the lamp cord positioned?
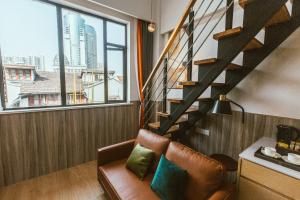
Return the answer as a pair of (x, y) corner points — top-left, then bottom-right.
(229, 100), (245, 124)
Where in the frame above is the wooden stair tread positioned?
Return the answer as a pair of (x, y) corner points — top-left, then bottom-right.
(186, 106), (199, 113)
(157, 107), (199, 118)
(148, 122), (160, 129)
(167, 98), (184, 104)
(227, 63), (243, 71)
(211, 83), (226, 87)
(243, 38), (263, 51)
(148, 117), (188, 130)
(157, 112), (170, 117)
(213, 27), (243, 40)
(239, 0), (255, 8)
(198, 97), (213, 102)
(176, 116), (189, 124)
(166, 125), (180, 133)
(194, 58), (217, 65)
(169, 85), (184, 89)
(266, 5), (291, 27)
(179, 81), (199, 86)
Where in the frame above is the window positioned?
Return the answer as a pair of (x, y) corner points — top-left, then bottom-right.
(106, 21), (127, 102)
(62, 8), (105, 105)
(0, 0), (61, 108)
(18, 70), (23, 80)
(107, 48), (125, 101)
(0, 0), (127, 110)
(107, 21), (126, 46)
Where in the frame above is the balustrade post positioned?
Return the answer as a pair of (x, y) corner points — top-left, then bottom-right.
(187, 9), (194, 81)
(163, 58), (168, 113)
(226, 0), (234, 29)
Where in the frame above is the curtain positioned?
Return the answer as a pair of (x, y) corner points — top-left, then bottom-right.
(137, 19), (154, 127)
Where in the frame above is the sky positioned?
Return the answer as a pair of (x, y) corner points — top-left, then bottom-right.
(0, 0), (125, 75)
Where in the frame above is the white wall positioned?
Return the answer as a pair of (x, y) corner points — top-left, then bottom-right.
(160, 0), (189, 34)
(160, 1), (300, 119)
(160, 0), (229, 34)
(87, 0), (153, 21)
(228, 28), (300, 120)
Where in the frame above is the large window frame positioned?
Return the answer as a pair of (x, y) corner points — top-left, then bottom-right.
(0, 0), (128, 111)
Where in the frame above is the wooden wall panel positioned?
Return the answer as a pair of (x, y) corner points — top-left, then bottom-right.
(185, 111), (300, 160)
(0, 102), (139, 187)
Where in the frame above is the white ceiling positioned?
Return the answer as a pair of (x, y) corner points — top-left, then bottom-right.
(88, 0), (153, 21)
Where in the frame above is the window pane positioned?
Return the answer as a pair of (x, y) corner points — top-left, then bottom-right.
(107, 21), (126, 46)
(107, 49), (124, 101)
(62, 9), (104, 105)
(0, 0), (61, 108)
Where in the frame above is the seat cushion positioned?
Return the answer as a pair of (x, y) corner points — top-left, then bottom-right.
(99, 159), (160, 200)
(135, 129), (170, 171)
(166, 142), (226, 200)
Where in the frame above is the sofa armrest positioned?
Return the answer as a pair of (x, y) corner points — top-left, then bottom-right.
(97, 139), (135, 167)
(208, 184), (235, 200)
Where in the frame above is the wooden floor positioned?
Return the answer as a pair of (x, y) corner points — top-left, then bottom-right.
(0, 161), (107, 200)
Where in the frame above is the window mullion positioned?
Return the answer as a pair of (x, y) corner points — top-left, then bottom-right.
(123, 48), (127, 102)
(56, 6), (67, 106)
(103, 20), (109, 103)
(0, 48), (6, 110)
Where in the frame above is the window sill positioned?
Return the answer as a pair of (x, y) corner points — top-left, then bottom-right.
(0, 102), (135, 115)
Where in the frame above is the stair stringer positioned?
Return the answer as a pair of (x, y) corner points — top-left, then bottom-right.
(181, 0), (300, 135)
(156, 0), (288, 134)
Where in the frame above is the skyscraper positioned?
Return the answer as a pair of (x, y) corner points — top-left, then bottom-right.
(85, 25), (97, 69)
(63, 13), (86, 69)
(63, 13), (97, 70)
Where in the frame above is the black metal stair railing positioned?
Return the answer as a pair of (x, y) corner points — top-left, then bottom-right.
(162, 0), (288, 134)
(143, 0), (235, 129)
(143, 0), (295, 135)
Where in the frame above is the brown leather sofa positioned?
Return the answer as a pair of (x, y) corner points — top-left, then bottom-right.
(97, 129), (235, 200)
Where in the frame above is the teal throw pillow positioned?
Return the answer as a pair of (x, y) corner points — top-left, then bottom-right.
(151, 155), (188, 200)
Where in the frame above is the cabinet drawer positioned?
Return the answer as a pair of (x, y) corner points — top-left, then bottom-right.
(239, 177), (289, 200)
(240, 159), (300, 200)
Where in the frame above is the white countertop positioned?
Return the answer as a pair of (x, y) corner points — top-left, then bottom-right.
(239, 137), (300, 180)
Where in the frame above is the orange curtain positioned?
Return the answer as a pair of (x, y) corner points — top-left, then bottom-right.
(137, 20), (145, 128)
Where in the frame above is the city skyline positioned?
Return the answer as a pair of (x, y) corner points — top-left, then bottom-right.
(0, 0), (126, 108)
(0, 0), (124, 74)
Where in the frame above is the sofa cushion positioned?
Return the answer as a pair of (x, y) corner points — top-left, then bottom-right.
(99, 159), (160, 200)
(126, 144), (155, 179)
(166, 142), (226, 200)
(151, 155), (188, 200)
(135, 129), (170, 171)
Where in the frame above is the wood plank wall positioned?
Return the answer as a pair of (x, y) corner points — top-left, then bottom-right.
(184, 111), (300, 160)
(0, 102), (139, 187)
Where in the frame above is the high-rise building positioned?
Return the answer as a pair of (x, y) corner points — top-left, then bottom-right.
(63, 13), (98, 70)
(85, 25), (97, 69)
(2, 56), (45, 71)
(63, 13), (87, 68)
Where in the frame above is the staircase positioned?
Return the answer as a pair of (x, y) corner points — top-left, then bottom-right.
(142, 0), (300, 137)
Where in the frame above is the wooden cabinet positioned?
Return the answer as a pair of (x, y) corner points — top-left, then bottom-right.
(239, 177), (289, 200)
(238, 159), (300, 200)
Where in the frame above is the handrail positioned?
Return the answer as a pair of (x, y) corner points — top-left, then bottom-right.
(142, 0), (207, 112)
(144, 0), (234, 125)
(143, 0), (215, 113)
(142, 0), (197, 93)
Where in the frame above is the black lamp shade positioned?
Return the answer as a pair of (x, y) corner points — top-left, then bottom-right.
(212, 100), (233, 115)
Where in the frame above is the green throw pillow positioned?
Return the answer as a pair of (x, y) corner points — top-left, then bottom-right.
(126, 143), (155, 179)
(151, 155), (188, 200)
